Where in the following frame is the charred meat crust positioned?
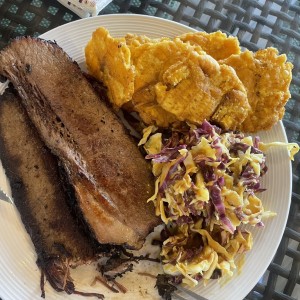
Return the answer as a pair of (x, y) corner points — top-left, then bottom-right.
(0, 36), (160, 248)
(0, 89), (116, 295)
(0, 89), (103, 260)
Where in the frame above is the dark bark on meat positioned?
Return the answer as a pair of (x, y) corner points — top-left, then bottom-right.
(155, 274), (178, 300)
(0, 89), (112, 297)
(0, 37), (160, 249)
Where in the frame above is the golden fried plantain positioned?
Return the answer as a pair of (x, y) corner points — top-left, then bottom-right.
(132, 85), (178, 127)
(125, 33), (170, 48)
(153, 40), (249, 128)
(85, 28), (292, 132)
(85, 27), (135, 107)
(221, 48), (293, 132)
(179, 31), (241, 60)
(129, 38), (248, 128)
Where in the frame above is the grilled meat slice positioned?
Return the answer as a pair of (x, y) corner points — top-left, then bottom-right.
(0, 37), (160, 249)
(0, 88), (111, 297)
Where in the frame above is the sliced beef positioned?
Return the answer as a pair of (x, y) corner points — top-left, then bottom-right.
(0, 37), (160, 249)
(0, 88), (111, 297)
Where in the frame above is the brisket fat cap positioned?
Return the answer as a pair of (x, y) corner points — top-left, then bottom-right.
(0, 37), (160, 249)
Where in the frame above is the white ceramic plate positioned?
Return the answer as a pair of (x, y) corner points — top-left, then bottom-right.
(0, 14), (292, 300)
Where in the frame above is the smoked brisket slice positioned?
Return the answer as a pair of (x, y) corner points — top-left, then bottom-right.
(0, 89), (111, 297)
(0, 37), (160, 249)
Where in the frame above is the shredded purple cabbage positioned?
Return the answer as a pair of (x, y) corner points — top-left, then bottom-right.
(240, 164), (267, 193)
(210, 183), (235, 234)
(211, 136), (223, 159)
(260, 161), (268, 176)
(217, 176), (225, 187)
(199, 120), (222, 136)
(197, 161), (216, 182)
(230, 142), (250, 154)
(254, 136), (260, 148)
(256, 221), (265, 227)
(234, 207), (245, 221)
(183, 190), (202, 216)
(158, 155), (187, 196)
(145, 145), (186, 163)
(164, 131), (181, 148)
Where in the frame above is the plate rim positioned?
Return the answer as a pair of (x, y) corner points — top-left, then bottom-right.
(39, 14), (194, 39)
